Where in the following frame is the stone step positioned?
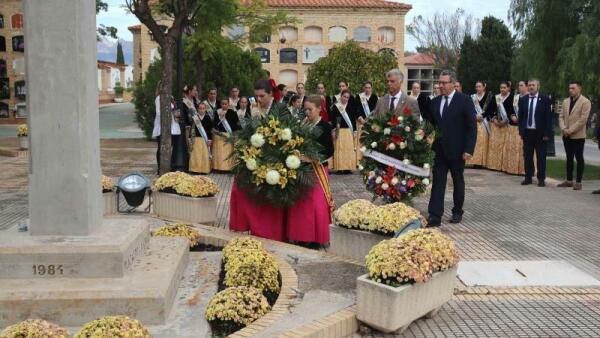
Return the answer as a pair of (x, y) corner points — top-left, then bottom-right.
(0, 217), (150, 279)
(0, 236), (189, 327)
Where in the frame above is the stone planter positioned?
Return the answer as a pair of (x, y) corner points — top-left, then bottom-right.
(18, 136), (28, 150)
(153, 191), (217, 224)
(103, 191), (117, 215)
(328, 224), (389, 263)
(356, 265), (458, 333)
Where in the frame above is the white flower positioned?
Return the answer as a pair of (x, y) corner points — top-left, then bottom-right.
(358, 164), (364, 171)
(371, 142), (378, 148)
(360, 146), (367, 153)
(402, 180), (407, 185)
(399, 142), (407, 149)
(368, 171), (376, 178)
(424, 163), (430, 169)
(403, 159), (410, 165)
(285, 155), (301, 169)
(423, 178), (430, 185)
(383, 128), (391, 135)
(404, 126), (411, 132)
(387, 143), (396, 150)
(245, 159), (257, 171)
(250, 133), (265, 148)
(398, 116), (404, 121)
(391, 178), (399, 185)
(381, 183), (389, 190)
(375, 176), (383, 184)
(280, 128), (292, 141)
(265, 170), (281, 185)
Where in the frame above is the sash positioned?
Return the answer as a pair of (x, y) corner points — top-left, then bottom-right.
(495, 94), (509, 123)
(363, 150), (430, 177)
(217, 109), (233, 134)
(471, 94), (490, 135)
(513, 95), (520, 117)
(336, 103), (354, 133)
(203, 100), (217, 120)
(359, 93), (371, 118)
(312, 162), (335, 214)
(229, 97), (239, 109)
(334, 94), (341, 104)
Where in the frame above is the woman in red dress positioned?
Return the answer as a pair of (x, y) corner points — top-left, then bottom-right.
(286, 95), (335, 246)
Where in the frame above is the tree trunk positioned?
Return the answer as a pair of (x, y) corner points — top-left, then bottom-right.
(159, 38), (177, 175)
(195, 49), (205, 98)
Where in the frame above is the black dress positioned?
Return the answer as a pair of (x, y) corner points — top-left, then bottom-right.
(172, 101), (192, 172)
(356, 93), (379, 119)
(330, 103), (358, 131)
(215, 109), (241, 133)
(315, 119), (334, 163)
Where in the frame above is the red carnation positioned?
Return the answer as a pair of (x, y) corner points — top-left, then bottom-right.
(388, 116), (400, 127)
(391, 135), (403, 144)
(407, 179), (415, 188)
(403, 106), (412, 117)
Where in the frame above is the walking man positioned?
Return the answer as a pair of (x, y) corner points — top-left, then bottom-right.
(557, 81), (591, 190)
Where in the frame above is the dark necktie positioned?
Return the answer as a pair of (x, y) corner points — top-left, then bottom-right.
(441, 96), (449, 117)
(527, 96), (535, 128)
(389, 96), (397, 113)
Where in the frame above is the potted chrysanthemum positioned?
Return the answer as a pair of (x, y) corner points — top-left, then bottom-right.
(102, 175), (117, 215)
(152, 171), (219, 224)
(356, 229), (459, 333)
(16, 124), (28, 150)
(75, 315), (151, 338)
(329, 199), (424, 263)
(1, 319), (69, 338)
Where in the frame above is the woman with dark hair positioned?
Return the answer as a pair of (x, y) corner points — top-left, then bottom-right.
(188, 101), (213, 174)
(288, 94), (304, 119)
(212, 98), (240, 171)
(236, 96), (251, 127)
(486, 81), (513, 171)
(330, 89), (358, 172)
(467, 80), (496, 167)
(277, 84), (287, 104)
(502, 80), (529, 174)
(286, 95), (334, 247)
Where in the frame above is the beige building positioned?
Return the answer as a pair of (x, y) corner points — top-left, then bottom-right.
(0, 0), (26, 123)
(130, 0), (411, 90)
(404, 53), (438, 96)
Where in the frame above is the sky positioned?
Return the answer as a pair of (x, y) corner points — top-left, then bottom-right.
(97, 0), (513, 51)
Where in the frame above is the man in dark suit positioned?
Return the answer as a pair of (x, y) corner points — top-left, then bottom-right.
(422, 70), (477, 227)
(518, 79), (553, 187)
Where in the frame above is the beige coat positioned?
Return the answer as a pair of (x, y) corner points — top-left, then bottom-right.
(559, 95), (591, 139)
(371, 92), (420, 120)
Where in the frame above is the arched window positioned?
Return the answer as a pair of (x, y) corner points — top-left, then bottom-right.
(255, 48), (270, 63)
(0, 102), (8, 118)
(280, 48), (297, 64)
(328, 26), (347, 42)
(0, 59), (6, 78)
(0, 14), (4, 29)
(12, 35), (24, 52)
(278, 26), (298, 43)
(0, 36), (5, 52)
(353, 26), (372, 42)
(11, 14), (24, 30)
(279, 69), (298, 87)
(304, 26), (323, 43)
(377, 27), (396, 44)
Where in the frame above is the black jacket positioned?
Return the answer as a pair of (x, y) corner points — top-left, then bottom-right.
(423, 92), (478, 160)
(330, 103), (358, 131)
(215, 109), (241, 133)
(518, 94), (553, 138)
(355, 93), (378, 119)
(315, 120), (334, 161)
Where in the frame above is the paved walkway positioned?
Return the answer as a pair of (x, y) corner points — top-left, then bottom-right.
(1, 141), (599, 337)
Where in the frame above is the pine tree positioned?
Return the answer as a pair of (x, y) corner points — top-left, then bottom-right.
(116, 41), (125, 65)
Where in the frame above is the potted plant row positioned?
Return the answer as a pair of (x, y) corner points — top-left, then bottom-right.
(329, 199), (425, 263)
(152, 171), (219, 224)
(356, 229), (460, 333)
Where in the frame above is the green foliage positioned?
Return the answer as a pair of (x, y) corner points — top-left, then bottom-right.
(457, 16), (514, 92)
(96, 0), (118, 40)
(116, 41), (125, 65)
(133, 60), (163, 140)
(114, 82), (124, 96)
(306, 41), (398, 96)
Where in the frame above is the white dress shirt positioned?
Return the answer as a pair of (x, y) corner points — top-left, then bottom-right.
(390, 91), (402, 110)
(439, 90), (456, 117)
(527, 94), (538, 129)
(152, 96), (181, 137)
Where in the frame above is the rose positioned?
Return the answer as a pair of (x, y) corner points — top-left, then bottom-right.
(400, 142), (407, 149)
(358, 164), (364, 171)
(383, 128), (391, 135)
(360, 146), (367, 153)
(371, 142), (377, 149)
(245, 159), (257, 171)
(407, 179), (415, 188)
(381, 183), (389, 190)
(250, 133), (265, 148)
(368, 171), (376, 178)
(402, 180), (407, 185)
(424, 163), (430, 169)
(387, 143), (396, 150)
(404, 126), (411, 132)
(279, 128), (292, 141)
(285, 155), (301, 169)
(403, 159), (410, 165)
(391, 177), (399, 185)
(375, 177), (383, 184)
(398, 116), (404, 121)
(371, 124), (381, 133)
(403, 106), (412, 116)
(423, 178), (430, 185)
(265, 170), (281, 185)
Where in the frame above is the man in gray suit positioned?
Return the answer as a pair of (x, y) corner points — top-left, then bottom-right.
(367, 69), (420, 121)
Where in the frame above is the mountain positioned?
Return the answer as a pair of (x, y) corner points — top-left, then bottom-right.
(97, 39), (134, 65)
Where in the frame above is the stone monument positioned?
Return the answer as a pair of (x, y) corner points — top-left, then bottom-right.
(0, 0), (188, 327)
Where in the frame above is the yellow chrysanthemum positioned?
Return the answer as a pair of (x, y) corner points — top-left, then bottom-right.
(102, 175), (114, 191)
(16, 124), (28, 137)
(1, 319), (69, 338)
(366, 238), (433, 286)
(152, 223), (201, 247)
(205, 286), (271, 326)
(401, 229), (460, 272)
(74, 315), (151, 338)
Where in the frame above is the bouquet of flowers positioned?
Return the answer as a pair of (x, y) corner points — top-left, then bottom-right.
(232, 110), (322, 207)
(360, 107), (434, 203)
(16, 124), (28, 137)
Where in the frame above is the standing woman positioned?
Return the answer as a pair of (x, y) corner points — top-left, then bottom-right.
(502, 80), (529, 174)
(486, 81), (512, 171)
(188, 101), (213, 174)
(287, 95), (335, 247)
(331, 89), (358, 173)
(212, 98), (240, 171)
(288, 95), (304, 120)
(467, 81), (495, 167)
(236, 96), (251, 128)
(356, 81), (379, 162)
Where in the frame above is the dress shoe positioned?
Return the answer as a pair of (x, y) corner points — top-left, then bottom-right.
(538, 181), (546, 187)
(573, 182), (582, 190)
(557, 180), (573, 188)
(592, 189), (600, 194)
(521, 179), (532, 185)
(449, 213), (463, 224)
(426, 217), (441, 228)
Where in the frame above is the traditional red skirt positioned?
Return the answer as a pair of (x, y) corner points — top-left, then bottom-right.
(229, 182), (286, 241)
(286, 166), (332, 244)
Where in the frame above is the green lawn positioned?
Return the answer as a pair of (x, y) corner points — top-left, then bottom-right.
(546, 159), (600, 180)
